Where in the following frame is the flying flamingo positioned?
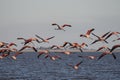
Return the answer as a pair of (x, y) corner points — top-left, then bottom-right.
(0, 53), (10, 59)
(91, 31), (111, 44)
(5, 42), (17, 48)
(62, 42), (88, 52)
(37, 50), (50, 58)
(50, 45), (63, 49)
(78, 43), (88, 52)
(67, 61), (83, 70)
(0, 48), (17, 59)
(62, 42), (81, 51)
(105, 32), (120, 40)
(62, 42), (82, 49)
(17, 37), (40, 45)
(97, 44), (120, 60)
(19, 45), (37, 52)
(52, 23), (72, 31)
(62, 50), (72, 55)
(35, 34), (55, 43)
(0, 42), (8, 48)
(78, 55), (97, 60)
(80, 28), (95, 40)
(96, 45), (110, 52)
(44, 54), (61, 61)
(11, 51), (23, 60)
(11, 46), (37, 59)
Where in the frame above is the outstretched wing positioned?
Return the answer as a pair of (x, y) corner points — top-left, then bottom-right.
(86, 28), (95, 35)
(46, 36), (55, 40)
(62, 24), (72, 27)
(110, 44), (120, 52)
(17, 38), (26, 41)
(91, 40), (99, 45)
(96, 47), (105, 51)
(19, 46), (29, 51)
(91, 33), (100, 39)
(76, 61), (83, 66)
(97, 52), (107, 60)
(102, 31), (111, 38)
(35, 34), (44, 41)
(111, 53), (116, 59)
(32, 47), (37, 52)
(52, 23), (60, 28)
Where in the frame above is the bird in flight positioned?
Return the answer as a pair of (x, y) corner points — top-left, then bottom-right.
(52, 23), (72, 31)
(105, 32), (120, 40)
(17, 37), (40, 45)
(91, 31), (111, 44)
(80, 28), (95, 40)
(97, 44), (120, 60)
(96, 45), (110, 52)
(35, 34), (55, 43)
(67, 61), (83, 70)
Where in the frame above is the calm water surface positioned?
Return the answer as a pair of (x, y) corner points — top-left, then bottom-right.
(0, 52), (120, 80)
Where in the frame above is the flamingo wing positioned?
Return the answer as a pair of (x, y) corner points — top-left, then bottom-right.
(76, 61), (83, 66)
(91, 33), (100, 39)
(91, 40), (99, 45)
(35, 34), (44, 41)
(97, 52), (107, 60)
(52, 23), (60, 28)
(62, 24), (72, 27)
(110, 44), (120, 52)
(86, 28), (95, 35)
(46, 36), (55, 40)
(111, 53), (116, 59)
(102, 31), (111, 38)
(17, 38), (26, 41)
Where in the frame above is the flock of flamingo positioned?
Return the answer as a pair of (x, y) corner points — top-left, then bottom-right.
(0, 23), (120, 70)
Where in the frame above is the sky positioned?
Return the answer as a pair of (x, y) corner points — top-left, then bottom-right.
(0, 0), (120, 49)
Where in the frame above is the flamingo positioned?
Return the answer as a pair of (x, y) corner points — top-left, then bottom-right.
(19, 45), (37, 52)
(0, 47), (17, 53)
(62, 42), (81, 51)
(80, 28), (95, 40)
(62, 42), (79, 48)
(75, 42), (88, 52)
(96, 45), (110, 52)
(105, 32), (120, 40)
(62, 42), (88, 52)
(0, 53), (10, 59)
(0, 42), (8, 48)
(67, 61), (83, 70)
(5, 42), (17, 48)
(35, 34), (55, 43)
(50, 45), (63, 49)
(44, 54), (61, 60)
(110, 44), (120, 52)
(52, 23), (72, 31)
(62, 50), (72, 55)
(0, 48), (17, 59)
(37, 50), (50, 58)
(91, 31), (111, 44)
(17, 37), (40, 45)
(11, 51), (23, 60)
(78, 55), (97, 60)
(97, 44), (120, 60)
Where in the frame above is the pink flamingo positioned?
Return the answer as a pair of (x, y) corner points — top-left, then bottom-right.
(52, 23), (72, 31)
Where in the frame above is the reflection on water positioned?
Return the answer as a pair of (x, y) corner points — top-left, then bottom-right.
(0, 52), (120, 80)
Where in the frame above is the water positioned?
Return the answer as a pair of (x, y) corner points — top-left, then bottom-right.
(0, 52), (120, 80)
